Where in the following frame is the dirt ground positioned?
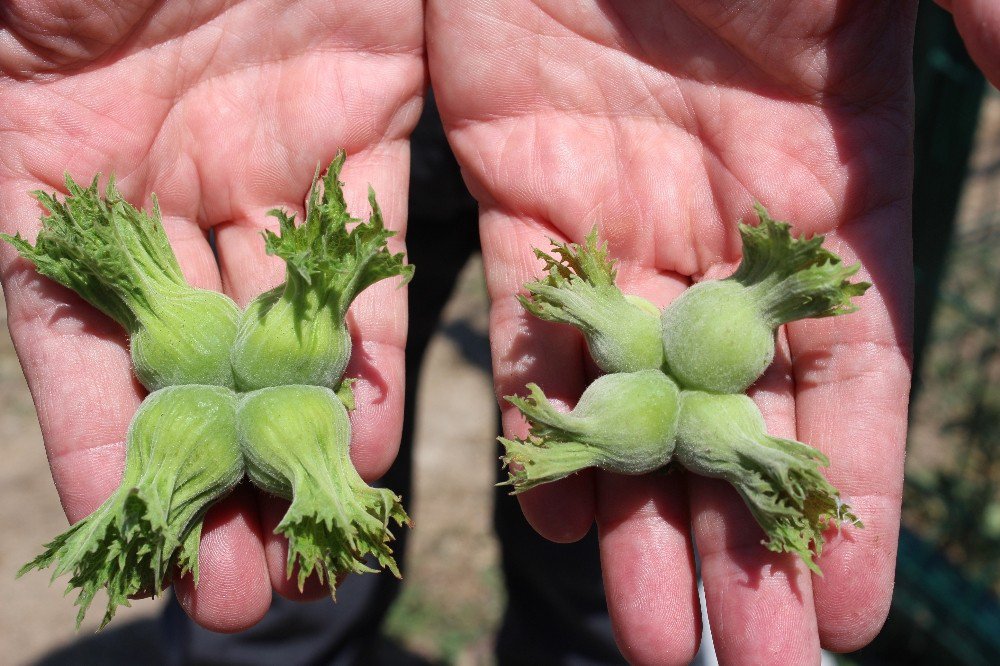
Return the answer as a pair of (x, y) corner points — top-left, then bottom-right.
(902, 86), (1000, 586)
(383, 257), (503, 663)
(0, 256), (500, 665)
(907, 87), (1000, 472)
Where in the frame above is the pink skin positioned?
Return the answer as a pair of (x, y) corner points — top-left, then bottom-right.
(937, 0), (1000, 87)
(0, 0), (424, 632)
(2, 0), (996, 659)
(427, 1), (915, 663)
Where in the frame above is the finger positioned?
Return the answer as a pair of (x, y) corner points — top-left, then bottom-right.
(1, 194), (138, 524)
(481, 210), (595, 542)
(497, 305), (595, 544)
(172, 487), (273, 633)
(343, 268), (408, 479)
(134, 182), (276, 628)
(1, 175), (276, 632)
(788, 214), (912, 651)
(596, 471), (700, 665)
(941, 0), (1000, 87)
(586, 254), (699, 663)
(139, 186), (282, 630)
(689, 331), (823, 664)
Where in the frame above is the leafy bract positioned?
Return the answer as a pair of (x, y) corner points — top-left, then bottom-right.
(237, 385), (408, 592)
(501, 371), (679, 492)
(520, 230), (663, 373)
(231, 151), (414, 391)
(2, 175), (239, 389)
(661, 205), (870, 393)
(734, 204), (870, 326)
(19, 386), (243, 628)
(675, 391), (860, 572)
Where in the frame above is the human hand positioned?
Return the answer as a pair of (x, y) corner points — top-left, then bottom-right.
(0, 0), (423, 631)
(428, 1), (913, 662)
(937, 0), (1000, 86)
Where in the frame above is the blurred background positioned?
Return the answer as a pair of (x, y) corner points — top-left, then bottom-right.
(2, 2), (999, 664)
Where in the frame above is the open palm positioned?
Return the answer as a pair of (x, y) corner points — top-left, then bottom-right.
(0, 0), (423, 631)
(429, 1), (913, 662)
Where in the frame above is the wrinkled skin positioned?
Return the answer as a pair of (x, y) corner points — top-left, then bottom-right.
(427, 2), (915, 664)
(0, 0), (424, 632)
(2, 0), (999, 661)
(428, 1), (1000, 661)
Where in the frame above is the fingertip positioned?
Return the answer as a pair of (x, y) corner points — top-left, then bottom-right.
(499, 367), (593, 544)
(517, 470), (596, 543)
(814, 495), (898, 652)
(617, 634), (700, 666)
(172, 489), (272, 633)
(815, 573), (893, 652)
(817, 579), (892, 653)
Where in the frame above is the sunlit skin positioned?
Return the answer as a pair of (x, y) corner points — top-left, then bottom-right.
(428, 2), (915, 664)
(1, 0), (999, 662)
(0, 0), (425, 632)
